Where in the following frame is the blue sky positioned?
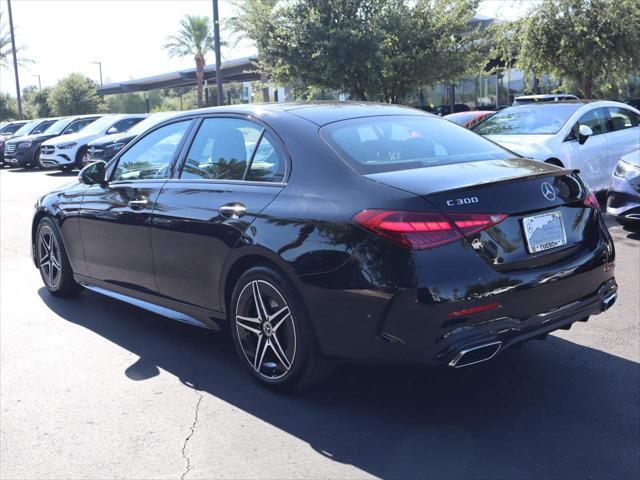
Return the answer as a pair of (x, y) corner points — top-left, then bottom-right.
(0, 0), (537, 94)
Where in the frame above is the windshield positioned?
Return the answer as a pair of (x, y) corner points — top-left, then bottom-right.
(12, 120), (39, 137)
(322, 115), (513, 174)
(473, 104), (581, 135)
(45, 117), (74, 135)
(78, 116), (119, 136)
(125, 112), (176, 136)
(0, 123), (25, 135)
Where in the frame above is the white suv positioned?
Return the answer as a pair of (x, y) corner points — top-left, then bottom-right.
(39, 114), (146, 170)
(473, 100), (640, 192)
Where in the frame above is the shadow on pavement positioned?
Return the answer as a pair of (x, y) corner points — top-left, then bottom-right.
(38, 288), (639, 479)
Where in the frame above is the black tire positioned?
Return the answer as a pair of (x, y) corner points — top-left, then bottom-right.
(229, 266), (333, 390)
(75, 146), (87, 170)
(36, 217), (83, 297)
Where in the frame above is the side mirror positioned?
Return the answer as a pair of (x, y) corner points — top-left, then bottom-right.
(78, 161), (107, 186)
(106, 126), (118, 135)
(578, 124), (593, 145)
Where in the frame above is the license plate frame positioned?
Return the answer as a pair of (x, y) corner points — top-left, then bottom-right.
(522, 211), (567, 254)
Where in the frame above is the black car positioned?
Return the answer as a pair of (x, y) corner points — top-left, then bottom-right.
(32, 102), (617, 390)
(0, 121), (28, 167)
(83, 112), (174, 166)
(3, 118), (61, 167)
(5, 115), (100, 169)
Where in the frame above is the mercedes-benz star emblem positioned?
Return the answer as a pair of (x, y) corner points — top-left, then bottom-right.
(541, 182), (556, 201)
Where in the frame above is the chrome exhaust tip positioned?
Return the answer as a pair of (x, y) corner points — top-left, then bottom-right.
(449, 341), (502, 368)
(602, 292), (617, 311)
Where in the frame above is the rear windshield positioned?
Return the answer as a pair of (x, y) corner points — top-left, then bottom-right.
(321, 115), (513, 174)
(473, 104), (581, 135)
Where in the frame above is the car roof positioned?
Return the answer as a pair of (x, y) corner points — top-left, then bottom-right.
(180, 101), (433, 126)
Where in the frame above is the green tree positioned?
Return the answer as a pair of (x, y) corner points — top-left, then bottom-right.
(105, 92), (147, 113)
(234, 0), (480, 103)
(0, 92), (18, 121)
(48, 73), (105, 115)
(23, 86), (52, 118)
(164, 15), (215, 108)
(501, 0), (640, 98)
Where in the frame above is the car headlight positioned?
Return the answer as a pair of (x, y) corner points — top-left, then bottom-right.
(108, 142), (126, 152)
(57, 143), (77, 150)
(18, 141), (32, 149)
(613, 160), (640, 180)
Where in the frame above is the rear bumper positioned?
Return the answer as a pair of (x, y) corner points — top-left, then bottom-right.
(439, 278), (617, 367)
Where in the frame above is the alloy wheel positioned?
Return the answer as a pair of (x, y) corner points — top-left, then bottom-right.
(235, 280), (297, 380)
(38, 225), (62, 289)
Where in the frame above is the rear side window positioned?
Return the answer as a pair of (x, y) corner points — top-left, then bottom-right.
(181, 118), (261, 181)
(608, 107), (638, 131)
(322, 116), (512, 174)
(246, 133), (285, 182)
(180, 118), (285, 182)
(112, 120), (191, 181)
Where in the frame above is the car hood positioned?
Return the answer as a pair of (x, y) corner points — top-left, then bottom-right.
(9, 132), (57, 144)
(620, 150), (640, 167)
(485, 134), (555, 159)
(88, 132), (133, 147)
(43, 131), (97, 146)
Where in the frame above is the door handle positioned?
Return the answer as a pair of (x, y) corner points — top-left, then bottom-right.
(128, 197), (149, 209)
(219, 202), (247, 219)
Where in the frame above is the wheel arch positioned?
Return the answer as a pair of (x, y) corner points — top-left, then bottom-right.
(545, 157), (565, 167)
(220, 247), (297, 316)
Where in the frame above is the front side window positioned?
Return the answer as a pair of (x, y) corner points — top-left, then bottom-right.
(111, 118), (143, 133)
(180, 118), (262, 181)
(323, 115), (513, 174)
(63, 118), (97, 134)
(112, 120), (191, 181)
(570, 108), (609, 138)
(1, 123), (25, 135)
(608, 107), (638, 131)
(473, 104), (581, 135)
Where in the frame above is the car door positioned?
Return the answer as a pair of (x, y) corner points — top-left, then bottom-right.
(150, 116), (287, 312)
(562, 107), (610, 191)
(79, 120), (193, 293)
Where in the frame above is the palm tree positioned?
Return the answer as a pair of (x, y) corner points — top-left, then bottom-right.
(0, 12), (31, 69)
(164, 15), (214, 108)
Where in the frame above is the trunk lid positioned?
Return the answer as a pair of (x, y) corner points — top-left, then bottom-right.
(367, 158), (598, 268)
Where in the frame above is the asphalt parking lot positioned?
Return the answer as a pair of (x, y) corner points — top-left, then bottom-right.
(1, 167), (638, 480)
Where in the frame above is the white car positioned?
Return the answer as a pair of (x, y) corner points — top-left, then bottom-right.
(39, 114), (147, 170)
(473, 100), (640, 192)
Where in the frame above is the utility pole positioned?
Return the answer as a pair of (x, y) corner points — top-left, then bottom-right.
(91, 61), (103, 86)
(212, 0), (223, 105)
(31, 75), (41, 91)
(7, 0), (23, 119)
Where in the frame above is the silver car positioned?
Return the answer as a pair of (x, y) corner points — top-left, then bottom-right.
(607, 150), (640, 228)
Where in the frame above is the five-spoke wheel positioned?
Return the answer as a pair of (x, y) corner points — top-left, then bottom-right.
(36, 218), (82, 297)
(235, 279), (297, 380)
(37, 224), (62, 290)
(230, 266), (331, 390)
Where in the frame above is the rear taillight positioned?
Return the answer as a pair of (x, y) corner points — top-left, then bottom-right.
(584, 191), (600, 210)
(353, 210), (507, 250)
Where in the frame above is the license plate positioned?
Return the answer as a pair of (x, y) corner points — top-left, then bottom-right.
(522, 211), (567, 253)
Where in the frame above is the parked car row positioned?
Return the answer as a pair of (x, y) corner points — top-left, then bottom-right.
(1, 114), (148, 171)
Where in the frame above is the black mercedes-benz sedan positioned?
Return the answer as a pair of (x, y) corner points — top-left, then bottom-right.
(32, 102), (617, 390)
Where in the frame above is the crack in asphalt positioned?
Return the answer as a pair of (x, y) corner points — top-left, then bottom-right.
(180, 391), (203, 480)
